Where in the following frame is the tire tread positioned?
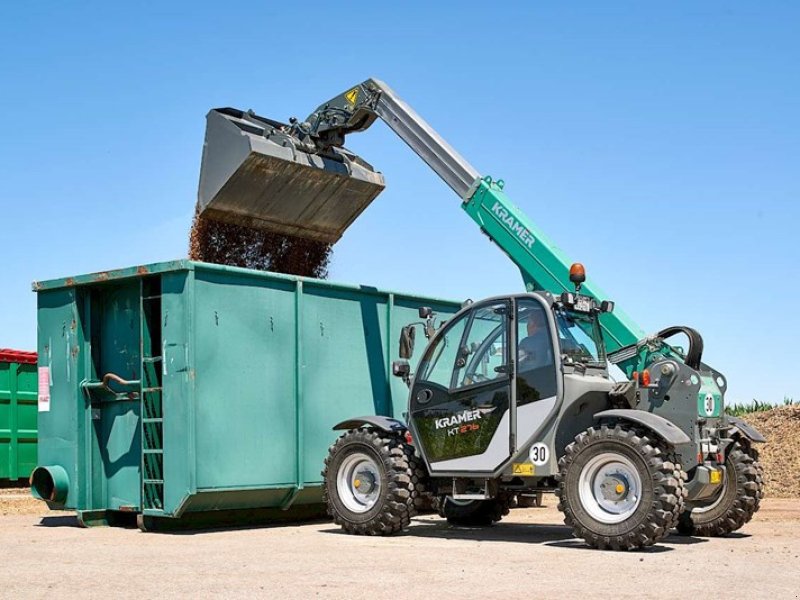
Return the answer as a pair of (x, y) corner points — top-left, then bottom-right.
(555, 424), (687, 551)
(322, 428), (417, 536)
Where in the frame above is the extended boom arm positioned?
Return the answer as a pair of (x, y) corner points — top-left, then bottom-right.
(295, 78), (644, 351)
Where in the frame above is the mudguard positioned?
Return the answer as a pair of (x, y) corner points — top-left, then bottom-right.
(333, 416), (407, 433)
(727, 416), (767, 443)
(594, 409), (691, 446)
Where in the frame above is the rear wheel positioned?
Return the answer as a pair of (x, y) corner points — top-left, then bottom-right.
(556, 425), (686, 551)
(436, 494), (512, 526)
(676, 440), (764, 536)
(322, 429), (416, 535)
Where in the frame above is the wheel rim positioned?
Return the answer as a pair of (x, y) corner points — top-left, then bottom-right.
(336, 452), (382, 514)
(578, 452), (643, 524)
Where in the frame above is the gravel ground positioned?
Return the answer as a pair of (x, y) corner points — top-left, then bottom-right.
(1, 408), (794, 598)
(0, 487), (42, 516)
(1, 496), (798, 599)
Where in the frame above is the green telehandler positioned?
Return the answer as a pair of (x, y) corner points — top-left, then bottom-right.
(198, 79), (765, 549)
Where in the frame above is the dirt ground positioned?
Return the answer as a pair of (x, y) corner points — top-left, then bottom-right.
(742, 406), (800, 497)
(1, 493), (798, 599)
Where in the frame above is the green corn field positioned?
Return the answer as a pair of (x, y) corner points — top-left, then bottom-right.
(725, 397), (796, 417)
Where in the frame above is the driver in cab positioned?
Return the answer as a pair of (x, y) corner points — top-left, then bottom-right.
(518, 309), (552, 370)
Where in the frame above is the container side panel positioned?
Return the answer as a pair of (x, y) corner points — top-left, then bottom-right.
(93, 283), (142, 510)
(193, 271), (297, 491)
(36, 289), (81, 505)
(0, 363), (10, 479)
(0, 364), (39, 479)
(161, 272), (194, 515)
(300, 286), (391, 484)
(16, 365), (39, 433)
(95, 284), (142, 381)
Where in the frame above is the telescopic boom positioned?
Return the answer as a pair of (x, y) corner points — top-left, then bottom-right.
(292, 78), (644, 350)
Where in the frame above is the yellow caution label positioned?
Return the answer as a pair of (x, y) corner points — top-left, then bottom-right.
(710, 469), (722, 484)
(344, 87), (359, 105)
(512, 463), (535, 476)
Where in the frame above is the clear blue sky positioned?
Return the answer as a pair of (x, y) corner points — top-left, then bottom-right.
(1, 2), (797, 404)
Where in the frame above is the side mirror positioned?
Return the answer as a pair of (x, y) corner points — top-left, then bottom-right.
(392, 360), (410, 378)
(399, 325), (416, 359)
(418, 306), (433, 319)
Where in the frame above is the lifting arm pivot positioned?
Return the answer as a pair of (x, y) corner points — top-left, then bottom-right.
(296, 79), (479, 198)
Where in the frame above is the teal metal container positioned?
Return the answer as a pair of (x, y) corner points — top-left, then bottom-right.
(31, 261), (459, 525)
(0, 350), (38, 481)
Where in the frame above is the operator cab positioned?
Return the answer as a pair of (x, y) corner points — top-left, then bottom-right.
(395, 264), (615, 475)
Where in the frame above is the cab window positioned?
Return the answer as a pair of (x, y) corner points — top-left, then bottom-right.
(452, 303), (508, 389)
(556, 309), (606, 366)
(417, 312), (468, 388)
(516, 298), (558, 404)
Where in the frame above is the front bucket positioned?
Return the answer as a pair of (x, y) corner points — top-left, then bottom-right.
(197, 108), (386, 244)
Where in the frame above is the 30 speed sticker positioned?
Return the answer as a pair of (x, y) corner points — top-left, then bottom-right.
(528, 443), (549, 466)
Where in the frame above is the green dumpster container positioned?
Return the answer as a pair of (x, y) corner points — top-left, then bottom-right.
(0, 349), (38, 482)
(31, 260), (459, 527)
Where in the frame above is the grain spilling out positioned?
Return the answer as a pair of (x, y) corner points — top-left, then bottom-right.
(189, 206), (332, 278)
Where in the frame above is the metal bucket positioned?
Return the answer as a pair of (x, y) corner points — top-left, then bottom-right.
(197, 108), (386, 244)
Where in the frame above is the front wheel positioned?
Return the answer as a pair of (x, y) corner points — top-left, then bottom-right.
(322, 428), (416, 535)
(556, 425), (686, 551)
(676, 440), (764, 536)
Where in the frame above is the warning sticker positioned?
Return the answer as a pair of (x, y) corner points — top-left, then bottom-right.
(38, 366), (51, 412)
(512, 463), (534, 476)
(344, 87), (359, 105)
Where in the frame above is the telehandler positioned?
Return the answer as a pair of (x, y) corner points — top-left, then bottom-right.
(198, 79), (765, 549)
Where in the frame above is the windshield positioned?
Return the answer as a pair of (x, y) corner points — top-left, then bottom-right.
(555, 309), (606, 366)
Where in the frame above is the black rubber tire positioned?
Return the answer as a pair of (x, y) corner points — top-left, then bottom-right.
(322, 428), (416, 535)
(676, 439), (764, 536)
(556, 425), (686, 551)
(405, 444), (434, 512)
(436, 494), (512, 526)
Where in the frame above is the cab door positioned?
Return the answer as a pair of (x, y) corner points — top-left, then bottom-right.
(514, 297), (560, 461)
(409, 300), (513, 473)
